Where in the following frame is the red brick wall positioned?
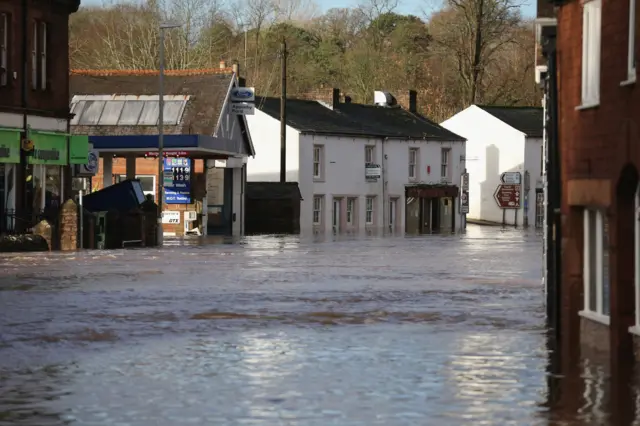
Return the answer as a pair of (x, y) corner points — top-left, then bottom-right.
(0, 0), (77, 118)
(558, 1), (639, 187)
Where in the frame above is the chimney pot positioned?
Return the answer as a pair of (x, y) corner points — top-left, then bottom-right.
(232, 61), (239, 75)
(219, 60), (226, 69)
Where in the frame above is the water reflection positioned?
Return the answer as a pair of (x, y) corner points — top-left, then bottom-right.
(0, 226), (632, 425)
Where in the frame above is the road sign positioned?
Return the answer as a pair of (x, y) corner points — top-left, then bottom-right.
(494, 184), (521, 208)
(460, 190), (469, 213)
(230, 87), (255, 102)
(231, 102), (255, 115)
(500, 171), (521, 185)
(461, 172), (469, 191)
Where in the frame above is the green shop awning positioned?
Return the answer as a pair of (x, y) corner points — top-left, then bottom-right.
(28, 130), (68, 165)
(0, 128), (21, 164)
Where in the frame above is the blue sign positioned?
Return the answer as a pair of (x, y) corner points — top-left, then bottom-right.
(163, 157), (191, 204)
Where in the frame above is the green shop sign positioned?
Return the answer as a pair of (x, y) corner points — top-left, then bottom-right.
(28, 131), (67, 165)
(69, 135), (89, 164)
(0, 128), (21, 163)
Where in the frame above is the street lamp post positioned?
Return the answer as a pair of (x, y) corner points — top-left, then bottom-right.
(157, 22), (182, 247)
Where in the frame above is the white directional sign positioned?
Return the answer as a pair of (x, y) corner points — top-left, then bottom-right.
(500, 171), (521, 185)
(231, 102), (255, 115)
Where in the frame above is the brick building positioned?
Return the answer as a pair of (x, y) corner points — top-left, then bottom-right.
(544, 0), (639, 366)
(0, 0), (87, 230)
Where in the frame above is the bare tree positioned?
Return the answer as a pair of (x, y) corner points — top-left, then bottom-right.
(428, 0), (522, 106)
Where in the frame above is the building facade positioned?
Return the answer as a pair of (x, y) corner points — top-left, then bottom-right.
(550, 0), (639, 365)
(246, 90), (466, 236)
(0, 0), (85, 231)
(69, 65), (255, 237)
(442, 105), (544, 227)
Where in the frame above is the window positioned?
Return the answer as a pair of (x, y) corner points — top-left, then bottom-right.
(69, 96), (189, 126)
(32, 21), (47, 90)
(117, 174), (156, 200)
(582, 208), (610, 319)
(409, 148), (418, 179)
(627, 0), (637, 82)
(581, 0), (601, 106)
(441, 148), (450, 180)
(78, 101), (106, 125)
(346, 198), (355, 225)
(313, 145), (323, 179)
(313, 195), (323, 225)
(0, 13), (9, 87)
(365, 196), (374, 225)
(365, 145), (374, 164)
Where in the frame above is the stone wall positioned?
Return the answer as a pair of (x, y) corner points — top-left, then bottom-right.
(59, 199), (78, 251)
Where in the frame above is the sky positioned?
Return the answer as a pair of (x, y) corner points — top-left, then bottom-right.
(80, 0), (536, 19)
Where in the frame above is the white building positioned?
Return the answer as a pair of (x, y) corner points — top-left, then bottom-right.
(441, 105), (544, 227)
(246, 89), (466, 235)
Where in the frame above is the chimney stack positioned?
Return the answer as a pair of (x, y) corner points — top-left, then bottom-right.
(332, 88), (340, 109)
(397, 90), (418, 113)
(219, 60), (226, 69)
(232, 60), (239, 76)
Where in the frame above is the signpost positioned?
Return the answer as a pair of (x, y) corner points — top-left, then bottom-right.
(494, 184), (521, 208)
(230, 87), (255, 115)
(459, 172), (469, 233)
(163, 157), (192, 204)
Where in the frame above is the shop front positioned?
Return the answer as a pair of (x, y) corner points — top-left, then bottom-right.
(405, 184), (459, 234)
(1, 126), (89, 232)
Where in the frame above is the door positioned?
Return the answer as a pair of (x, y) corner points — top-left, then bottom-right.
(535, 190), (544, 228)
(208, 168), (233, 235)
(389, 198), (397, 232)
(332, 198), (341, 233)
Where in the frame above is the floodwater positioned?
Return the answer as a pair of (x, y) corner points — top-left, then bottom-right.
(0, 225), (625, 425)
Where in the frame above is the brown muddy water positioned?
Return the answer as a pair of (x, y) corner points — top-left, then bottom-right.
(0, 225), (629, 425)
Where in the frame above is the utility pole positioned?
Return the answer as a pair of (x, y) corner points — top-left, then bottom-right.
(280, 38), (287, 183)
(542, 25), (561, 342)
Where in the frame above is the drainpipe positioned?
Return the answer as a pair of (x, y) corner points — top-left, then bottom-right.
(382, 138), (388, 234)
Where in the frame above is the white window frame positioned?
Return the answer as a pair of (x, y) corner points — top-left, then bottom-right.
(365, 196), (374, 225)
(312, 195), (322, 225)
(409, 148), (418, 179)
(346, 198), (355, 225)
(40, 21), (46, 90)
(365, 145), (375, 164)
(441, 148), (450, 180)
(580, 0), (601, 107)
(624, 0), (637, 84)
(580, 208), (610, 325)
(313, 145), (323, 180)
(0, 13), (7, 87)
(31, 22), (37, 89)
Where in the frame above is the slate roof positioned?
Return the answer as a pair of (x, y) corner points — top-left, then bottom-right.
(246, 182), (303, 200)
(476, 105), (543, 138)
(69, 69), (235, 137)
(256, 97), (464, 141)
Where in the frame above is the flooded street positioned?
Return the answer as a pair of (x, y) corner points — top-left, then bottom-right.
(0, 225), (560, 425)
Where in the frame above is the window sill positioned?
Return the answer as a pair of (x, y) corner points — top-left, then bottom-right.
(620, 76), (636, 87)
(575, 102), (599, 111)
(313, 178), (325, 183)
(579, 310), (610, 326)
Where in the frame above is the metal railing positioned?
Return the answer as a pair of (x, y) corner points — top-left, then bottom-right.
(0, 209), (59, 235)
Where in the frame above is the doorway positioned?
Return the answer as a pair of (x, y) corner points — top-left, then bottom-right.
(207, 168), (233, 235)
(389, 198), (397, 232)
(332, 198), (341, 233)
(535, 190), (544, 228)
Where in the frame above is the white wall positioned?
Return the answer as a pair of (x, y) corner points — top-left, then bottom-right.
(524, 137), (543, 226)
(441, 105), (526, 225)
(245, 109), (300, 182)
(300, 134), (465, 235)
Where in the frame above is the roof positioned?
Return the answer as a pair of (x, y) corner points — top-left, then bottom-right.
(256, 97), (464, 141)
(246, 182), (303, 200)
(476, 105), (543, 138)
(69, 69), (235, 137)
